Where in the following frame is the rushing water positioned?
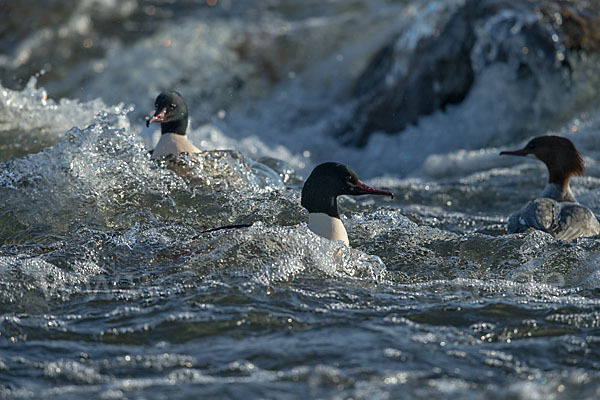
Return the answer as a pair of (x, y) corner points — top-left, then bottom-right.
(2, 1), (600, 398)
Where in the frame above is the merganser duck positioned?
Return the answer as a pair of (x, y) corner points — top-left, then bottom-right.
(500, 135), (600, 241)
(146, 91), (201, 159)
(301, 162), (393, 246)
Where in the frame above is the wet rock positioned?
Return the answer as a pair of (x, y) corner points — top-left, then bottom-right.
(541, 2), (600, 51)
(340, 0), (600, 147)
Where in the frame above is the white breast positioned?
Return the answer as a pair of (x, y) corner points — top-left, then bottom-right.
(151, 133), (201, 159)
(308, 213), (349, 246)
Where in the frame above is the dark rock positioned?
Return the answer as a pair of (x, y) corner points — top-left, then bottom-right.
(340, 0), (600, 147)
(540, 2), (600, 51)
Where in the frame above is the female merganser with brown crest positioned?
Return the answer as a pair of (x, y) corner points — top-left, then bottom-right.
(500, 135), (600, 241)
(146, 91), (201, 159)
(301, 162), (393, 246)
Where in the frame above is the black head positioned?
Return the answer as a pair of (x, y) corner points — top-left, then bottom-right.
(500, 135), (584, 186)
(146, 91), (189, 135)
(301, 162), (393, 217)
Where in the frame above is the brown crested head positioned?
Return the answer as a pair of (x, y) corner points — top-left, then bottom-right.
(500, 135), (584, 186)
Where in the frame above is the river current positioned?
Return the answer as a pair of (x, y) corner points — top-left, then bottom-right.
(2, 1), (600, 398)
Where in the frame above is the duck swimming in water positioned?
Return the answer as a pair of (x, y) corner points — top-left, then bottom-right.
(301, 162), (393, 246)
(146, 91), (201, 159)
(500, 135), (600, 241)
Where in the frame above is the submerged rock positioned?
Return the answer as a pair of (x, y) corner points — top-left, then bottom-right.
(341, 0), (600, 147)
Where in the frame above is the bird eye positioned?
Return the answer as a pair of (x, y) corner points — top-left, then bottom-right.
(345, 175), (352, 182)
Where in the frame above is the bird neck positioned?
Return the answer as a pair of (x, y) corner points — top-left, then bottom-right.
(308, 213), (349, 246)
(303, 195), (339, 218)
(540, 182), (576, 203)
(161, 119), (187, 135)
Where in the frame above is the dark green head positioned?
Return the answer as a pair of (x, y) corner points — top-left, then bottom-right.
(301, 162), (393, 217)
(146, 91), (189, 135)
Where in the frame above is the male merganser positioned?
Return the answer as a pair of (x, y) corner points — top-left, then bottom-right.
(500, 135), (600, 241)
(301, 162), (393, 246)
(146, 91), (201, 159)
